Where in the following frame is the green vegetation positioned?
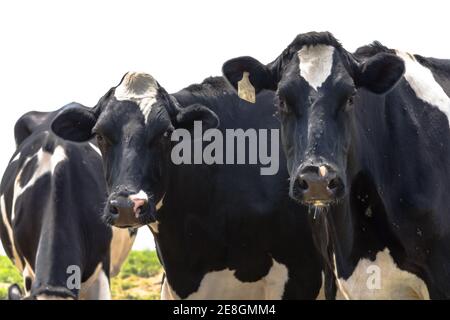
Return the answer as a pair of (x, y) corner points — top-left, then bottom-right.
(111, 250), (163, 300)
(116, 250), (161, 278)
(0, 251), (163, 300)
(0, 256), (22, 299)
(0, 256), (22, 284)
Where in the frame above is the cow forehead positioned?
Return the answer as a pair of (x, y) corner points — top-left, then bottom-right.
(114, 72), (159, 123)
(297, 45), (335, 91)
(114, 72), (158, 99)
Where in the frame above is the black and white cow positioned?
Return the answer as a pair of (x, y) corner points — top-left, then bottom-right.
(51, 73), (326, 299)
(0, 103), (136, 299)
(223, 31), (450, 299)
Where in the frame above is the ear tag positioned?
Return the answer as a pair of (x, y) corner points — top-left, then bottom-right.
(237, 71), (256, 103)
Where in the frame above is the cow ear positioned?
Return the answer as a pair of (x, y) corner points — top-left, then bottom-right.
(14, 111), (49, 147)
(355, 53), (405, 94)
(175, 103), (219, 130)
(51, 103), (97, 142)
(222, 56), (277, 98)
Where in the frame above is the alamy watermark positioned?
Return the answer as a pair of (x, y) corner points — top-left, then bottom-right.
(170, 121), (279, 176)
(366, 265), (381, 290)
(66, 265), (81, 290)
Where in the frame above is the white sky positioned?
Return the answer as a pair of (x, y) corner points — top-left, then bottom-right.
(1, 0), (449, 254)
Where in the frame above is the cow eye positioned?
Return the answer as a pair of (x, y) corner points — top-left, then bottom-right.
(278, 99), (291, 115)
(348, 95), (354, 105)
(343, 92), (356, 112)
(163, 126), (174, 138)
(348, 90), (357, 104)
(96, 133), (108, 146)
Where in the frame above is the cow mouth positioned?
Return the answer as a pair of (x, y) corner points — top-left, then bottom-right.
(301, 200), (337, 219)
(304, 200), (332, 207)
(106, 211), (155, 228)
(31, 286), (77, 300)
(291, 180), (345, 208)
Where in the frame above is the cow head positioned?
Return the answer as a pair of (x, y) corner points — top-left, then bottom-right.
(223, 32), (404, 207)
(51, 72), (219, 228)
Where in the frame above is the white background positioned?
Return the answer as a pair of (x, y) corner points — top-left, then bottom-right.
(1, 0), (449, 254)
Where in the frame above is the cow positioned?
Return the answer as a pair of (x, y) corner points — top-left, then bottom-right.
(50, 72), (327, 299)
(0, 103), (136, 299)
(222, 31), (450, 299)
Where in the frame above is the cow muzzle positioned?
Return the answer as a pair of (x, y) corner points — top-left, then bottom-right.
(105, 190), (156, 228)
(291, 164), (345, 206)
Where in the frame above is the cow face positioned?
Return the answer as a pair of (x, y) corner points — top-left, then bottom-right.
(223, 32), (404, 207)
(51, 72), (219, 228)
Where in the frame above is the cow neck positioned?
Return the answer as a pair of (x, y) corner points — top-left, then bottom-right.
(309, 105), (377, 282)
(326, 91), (400, 280)
(153, 160), (223, 294)
(310, 197), (357, 278)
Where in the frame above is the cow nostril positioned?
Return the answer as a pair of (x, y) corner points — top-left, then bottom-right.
(130, 199), (148, 217)
(298, 178), (309, 190)
(328, 178), (339, 190)
(135, 204), (144, 214)
(109, 200), (119, 215)
(109, 205), (118, 215)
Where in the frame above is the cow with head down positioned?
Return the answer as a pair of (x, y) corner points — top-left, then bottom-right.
(51, 72), (328, 299)
(223, 31), (450, 299)
(0, 103), (136, 299)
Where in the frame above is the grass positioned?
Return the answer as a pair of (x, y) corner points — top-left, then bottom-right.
(111, 250), (163, 300)
(0, 250), (163, 300)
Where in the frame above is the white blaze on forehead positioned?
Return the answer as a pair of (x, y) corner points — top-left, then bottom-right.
(161, 258), (289, 299)
(397, 50), (450, 126)
(298, 45), (335, 90)
(114, 72), (159, 124)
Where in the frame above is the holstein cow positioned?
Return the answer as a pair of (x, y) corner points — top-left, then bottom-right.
(223, 31), (450, 299)
(51, 72), (327, 299)
(0, 103), (136, 299)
